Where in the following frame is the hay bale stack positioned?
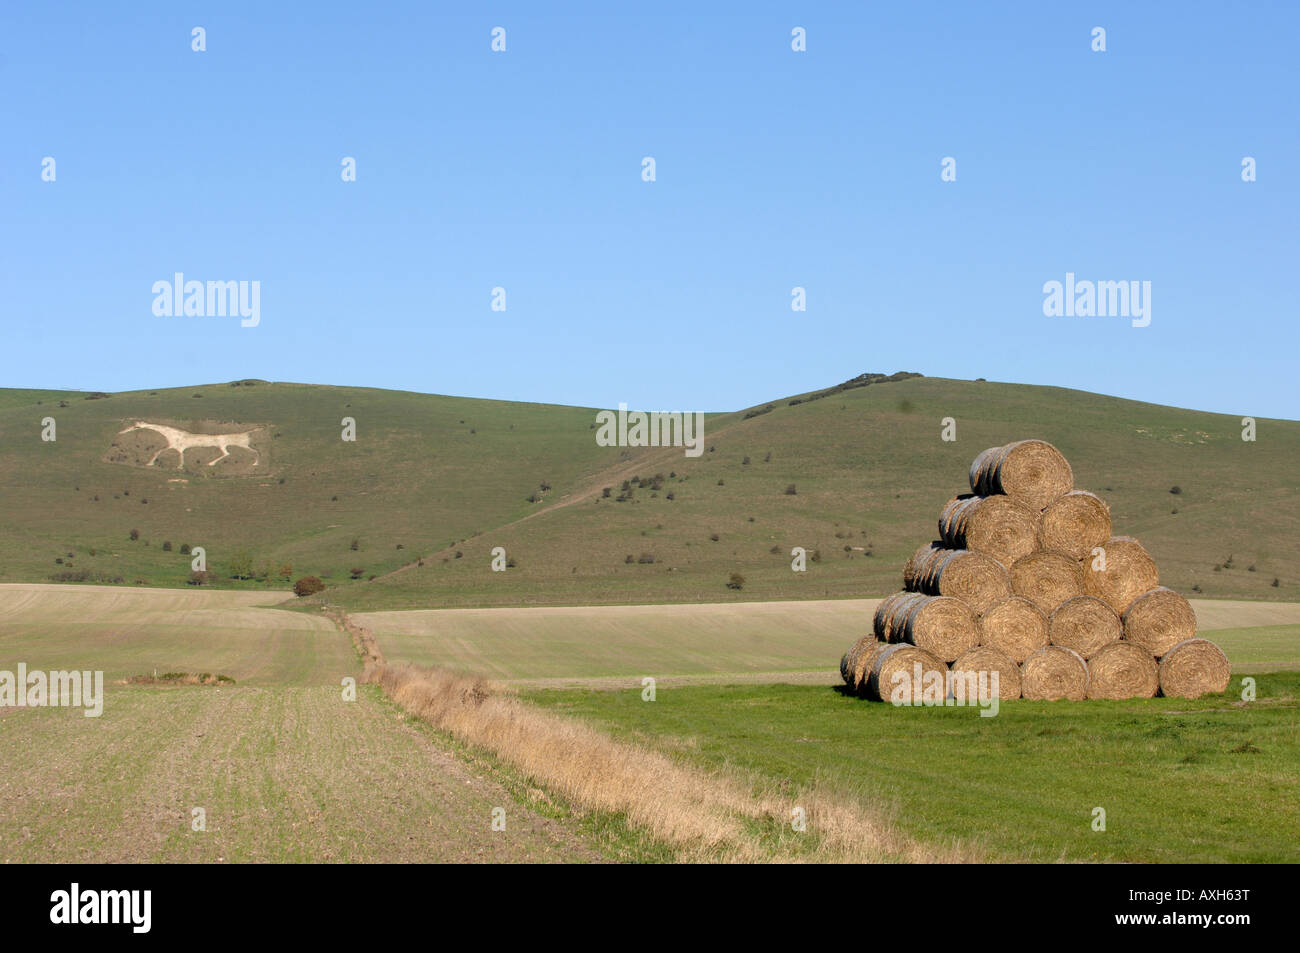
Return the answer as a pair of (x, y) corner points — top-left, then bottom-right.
(1010, 550), (1085, 616)
(902, 541), (945, 590)
(939, 494), (1040, 566)
(1020, 645), (1089, 701)
(1122, 586), (1197, 659)
(978, 596), (1049, 663)
(909, 548), (1012, 615)
(867, 644), (947, 703)
(1086, 641), (1159, 699)
(894, 594), (980, 663)
(1082, 536), (1160, 615)
(842, 437), (1229, 706)
(950, 645), (1022, 701)
(969, 440), (1074, 510)
(1049, 595), (1122, 659)
(1039, 490), (1112, 560)
(873, 591), (928, 642)
(1158, 638), (1231, 699)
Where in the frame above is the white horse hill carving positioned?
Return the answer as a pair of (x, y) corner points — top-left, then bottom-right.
(118, 421), (261, 468)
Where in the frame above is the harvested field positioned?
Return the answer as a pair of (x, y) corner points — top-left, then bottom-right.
(357, 598), (1300, 685)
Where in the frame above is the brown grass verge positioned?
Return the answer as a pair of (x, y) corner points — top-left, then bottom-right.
(341, 609), (980, 863)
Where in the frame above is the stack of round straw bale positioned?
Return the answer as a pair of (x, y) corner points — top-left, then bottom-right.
(842, 439), (1231, 702)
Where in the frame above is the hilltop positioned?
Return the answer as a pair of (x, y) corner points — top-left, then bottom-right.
(0, 375), (1295, 610)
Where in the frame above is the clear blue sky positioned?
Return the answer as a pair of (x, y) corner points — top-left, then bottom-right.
(3, 2), (1297, 418)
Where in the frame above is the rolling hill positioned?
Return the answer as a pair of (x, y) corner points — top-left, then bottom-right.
(0, 375), (1296, 610)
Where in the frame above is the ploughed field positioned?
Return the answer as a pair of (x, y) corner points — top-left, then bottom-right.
(0, 585), (603, 863)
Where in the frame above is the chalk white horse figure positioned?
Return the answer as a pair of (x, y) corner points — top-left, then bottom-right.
(118, 421), (260, 468)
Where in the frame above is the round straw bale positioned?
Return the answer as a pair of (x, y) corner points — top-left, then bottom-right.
(1039, 490), (1112, 560)
(1020, 645), (1089, 701)
(903, 541), (945, 590)
(979, 596), (1049, 663)
(841, 635), (877, 685)
(939, 494), (1040, 566)
(1010, 550), (1085, 616)
(950, 645), (1022, 701)
(968, 446), (1000, 499)
(1081, 536), (1160, 615)
(1086, 641), (1159, 699)
(969, 440), (1074, 510)
(873, 591), (927, 642)
(852, 640), (891, 693)
(1049, 595), (1122, 659)
(911, 549), (1012, 615)
(1158, 638), (1231, 699)
(1122, 586), (1197, 659)
(896, 594), (980, 662)
(867, 643), (947, 703)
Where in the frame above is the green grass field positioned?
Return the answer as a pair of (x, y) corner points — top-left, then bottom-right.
(2, 375), (1297, 610)
(526, 674), (1300, 863)
(356, 598), (1300, 683)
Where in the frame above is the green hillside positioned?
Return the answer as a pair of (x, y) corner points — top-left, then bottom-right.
(1, 376), (1296, 610)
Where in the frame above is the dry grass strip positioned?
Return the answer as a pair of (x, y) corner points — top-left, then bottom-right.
(370, 662), (979, 863)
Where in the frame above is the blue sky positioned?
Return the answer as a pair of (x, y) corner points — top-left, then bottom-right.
(3, 2), (1297, 418)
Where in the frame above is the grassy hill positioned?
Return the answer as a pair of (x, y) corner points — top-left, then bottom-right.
(1, 376), (1296, 610)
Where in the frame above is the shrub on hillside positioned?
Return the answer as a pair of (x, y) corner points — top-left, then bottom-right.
(293, 576), (326, 597)
(784, 484), (797, 495)
(350, 567), (365, 579)
(129, 528), (139, 540)
(227, 551), (255, 580)
(162, 541), (173, 552)
(726, 572), (745, 590)
(179, 543), (192, 555)
(187, 570), (215, 586)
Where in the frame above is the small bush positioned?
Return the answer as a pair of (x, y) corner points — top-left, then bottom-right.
(726, 572), (745, 591)
(350, 567), (365, 579)
(129, 528), (139, 541)
(1170, 486), (1182, 495)
(1273, 578), (1281, 588)
(162, 541), (173, 552)
(637, 553), (655, 564)
(350, 538), (360, 551)
(624, 554), (634, 564)
(710, 533), (720, 542)
(179, 543), (191, 555)
(227, 551), (255, 580)
(293, 576), (326, 597)
(187, 570), (216, 586)
(784, 484), (797, 496)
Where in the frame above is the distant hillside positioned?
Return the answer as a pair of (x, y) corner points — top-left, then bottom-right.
(0, 376), (1296, 610)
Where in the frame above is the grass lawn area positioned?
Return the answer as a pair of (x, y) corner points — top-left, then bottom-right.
(527, 671), (1300, 863)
